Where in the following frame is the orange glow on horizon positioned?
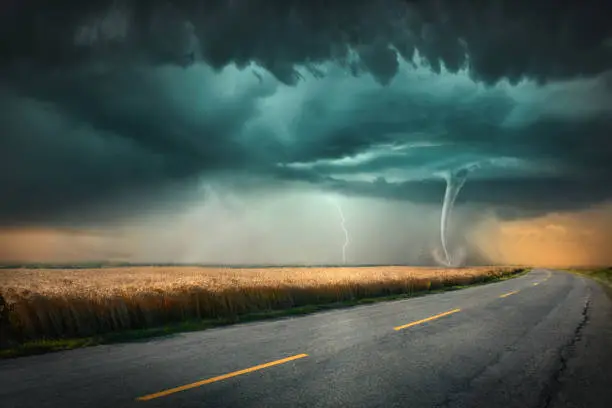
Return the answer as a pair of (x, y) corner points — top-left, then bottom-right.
(1, 202), (611, 267)
(0, 228), (130, 263)
(472, 203), (612, 267)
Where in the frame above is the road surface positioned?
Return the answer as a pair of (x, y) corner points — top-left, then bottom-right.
(1, 269), (611, 407)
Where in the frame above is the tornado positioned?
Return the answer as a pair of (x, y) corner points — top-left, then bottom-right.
(440, 168), (470, 266)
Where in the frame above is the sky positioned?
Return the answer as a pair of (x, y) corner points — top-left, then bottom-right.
(1, 0), (611, 266)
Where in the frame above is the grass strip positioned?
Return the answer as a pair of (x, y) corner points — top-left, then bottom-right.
(566, 267), (612, 298)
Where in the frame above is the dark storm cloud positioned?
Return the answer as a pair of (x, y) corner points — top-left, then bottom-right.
(0, 66), (278, 225)
(2, 0), (611, 84)
(1, 0), (611, 225)
(283, 86), (516, 164)
(277, 67), (612, 216)
(321, 175), (612, 220)
(0, 89), (186, 225)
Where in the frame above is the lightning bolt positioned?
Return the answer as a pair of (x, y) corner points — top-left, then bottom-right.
(328, 197), (349, 265)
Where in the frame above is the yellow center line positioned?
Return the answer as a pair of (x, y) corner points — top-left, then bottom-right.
(136, 353), (309, 401)
(500, 290), (520, 298)
(394, 309), (461, 331)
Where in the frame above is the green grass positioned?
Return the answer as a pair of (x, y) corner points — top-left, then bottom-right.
(0, 268), (527, 359)
(567, 267), (612, 297)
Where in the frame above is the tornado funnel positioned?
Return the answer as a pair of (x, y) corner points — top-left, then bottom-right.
(440, 168), (470, 266)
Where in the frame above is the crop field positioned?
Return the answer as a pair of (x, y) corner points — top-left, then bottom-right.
(0, 266), (522, 346)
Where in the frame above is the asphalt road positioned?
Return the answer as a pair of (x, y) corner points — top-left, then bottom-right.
(1, 269), (611, 408)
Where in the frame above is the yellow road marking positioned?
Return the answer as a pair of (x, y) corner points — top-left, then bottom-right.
(533, 282), (540, 286)
(394, 309), (461, 331)
(500, 290), (520, 298)
(136, 353), (309, 401)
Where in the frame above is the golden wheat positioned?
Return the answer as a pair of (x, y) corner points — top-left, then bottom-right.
(0, 266), (520, 343)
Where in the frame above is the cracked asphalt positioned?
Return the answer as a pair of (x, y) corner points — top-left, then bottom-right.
(1, 269), (611, 408)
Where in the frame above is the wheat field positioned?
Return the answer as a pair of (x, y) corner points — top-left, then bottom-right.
(0, 266), (521, 345)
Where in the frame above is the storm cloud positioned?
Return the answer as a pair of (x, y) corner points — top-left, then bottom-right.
(3, 0), (611, 83)
(1, 0), (611, 233)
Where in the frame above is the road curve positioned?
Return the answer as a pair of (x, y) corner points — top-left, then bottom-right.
(1, 269), (611, 408)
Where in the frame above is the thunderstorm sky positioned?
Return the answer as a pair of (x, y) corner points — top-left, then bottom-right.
(1, 0), (611, 266)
